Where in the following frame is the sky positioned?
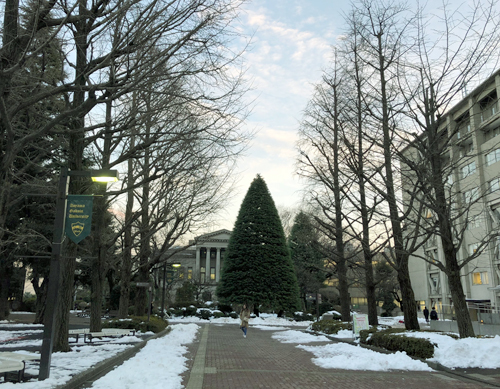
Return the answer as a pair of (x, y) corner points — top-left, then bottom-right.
(214, 0), (352, 231)
(3, 313), (500, 388)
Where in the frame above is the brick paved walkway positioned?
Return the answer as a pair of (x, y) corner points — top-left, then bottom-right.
(181, 323), (494, 389)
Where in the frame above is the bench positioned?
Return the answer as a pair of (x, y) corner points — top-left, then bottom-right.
(69, 328), (135, 343)
(0, 352), (40, 382)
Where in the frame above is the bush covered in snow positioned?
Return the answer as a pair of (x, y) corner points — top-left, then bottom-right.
(311, 319), (352, 334)
(360, 328), (436, 359)
(103, 315), (168, 333)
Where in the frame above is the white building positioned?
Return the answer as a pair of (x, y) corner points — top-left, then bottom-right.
(406, 70), (500, 319)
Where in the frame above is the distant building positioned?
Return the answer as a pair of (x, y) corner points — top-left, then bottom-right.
(404, 70), (500, 318)
(160, 229), (231, 301)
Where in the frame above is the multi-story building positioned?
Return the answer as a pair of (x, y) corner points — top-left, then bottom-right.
(406, 70), (500, 319)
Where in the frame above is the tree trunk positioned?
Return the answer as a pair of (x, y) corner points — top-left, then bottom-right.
(33, 277), (48, 324)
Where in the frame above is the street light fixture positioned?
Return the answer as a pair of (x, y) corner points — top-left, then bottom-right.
(160, 263), (181, 319)
(39, 167), (119, 381)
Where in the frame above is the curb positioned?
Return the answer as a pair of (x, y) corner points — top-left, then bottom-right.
(55, 328), (171, 389)
(306, 329), (500, 388)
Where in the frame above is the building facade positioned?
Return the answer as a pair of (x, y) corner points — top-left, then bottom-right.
(164, 229), (231, 300)
(406, 71), (500, 318)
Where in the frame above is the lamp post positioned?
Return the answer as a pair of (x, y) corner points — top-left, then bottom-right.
(160, 263), (181, 318)
(39, 168), (118, 381)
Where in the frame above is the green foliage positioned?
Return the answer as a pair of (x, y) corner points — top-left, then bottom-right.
(229, 312), (238, 319)
(217, 303), (233, 314)
(175, 282), (196, 305)
(288, 212), (325, 295)
(103, 316), (168, 333)
(213, 311), (226, 318)
(360, 328), (435, 359)
(197, 309), (212, 320)
(216, 175), (300, 312)
(21, 295), (36, 312)
(311, 319), (352, 334)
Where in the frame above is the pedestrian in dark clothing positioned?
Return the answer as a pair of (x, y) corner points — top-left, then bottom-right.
(430, 307), (438, 321)
(423, 307), (429, 323)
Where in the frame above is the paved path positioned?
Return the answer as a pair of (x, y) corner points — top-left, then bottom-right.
(181, 324), (495, 389)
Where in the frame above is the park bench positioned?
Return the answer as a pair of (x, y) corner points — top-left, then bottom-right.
(69, 328), (135, 343)
(0, 352), (40, 382)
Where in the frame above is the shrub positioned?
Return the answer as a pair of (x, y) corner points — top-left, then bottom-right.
(197, 309), (213, 320)
(361, 328), (435, 359)
(311, 320), (352, 334)
(217, 304), (233, 314)
(184, 306), (197, 316)
(292, 312), (315, 322)
(213, 311), (226, 319)
(229, 312), (238, 319)
(103, 315), (168, 333)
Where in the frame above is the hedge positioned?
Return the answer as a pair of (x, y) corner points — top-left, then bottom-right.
(360, 328), (435, 359)
(103, 315), (168, 333)
(310, 320), (352, 334)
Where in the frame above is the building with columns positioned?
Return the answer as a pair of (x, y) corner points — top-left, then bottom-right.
(191, 229), (230, 284)
(163, 229), (231, 301)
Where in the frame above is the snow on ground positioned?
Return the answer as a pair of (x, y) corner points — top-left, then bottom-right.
(402, 331), (500, 369)
(90, 323), (199, 389)
(298, 343), (433, 371)
(2, 313), (500, 388)
(271, 330), (329, 343)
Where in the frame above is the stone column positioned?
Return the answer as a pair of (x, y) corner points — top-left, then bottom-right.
(216, 248), (221, 282)
(205, 247), (211, 283)
(195, 248), (200, 281)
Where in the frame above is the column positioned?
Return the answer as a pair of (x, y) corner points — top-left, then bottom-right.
(215, 248), (221, 282)
(205, 247), (210, 283)
(195, 248), (200, 281)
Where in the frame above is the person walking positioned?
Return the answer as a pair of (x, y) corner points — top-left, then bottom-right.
(430, 307), (438, 321)
(240, 304), (251, 338)
(423, 307), (429, 323)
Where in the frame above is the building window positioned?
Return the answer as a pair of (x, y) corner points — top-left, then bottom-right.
(461, 161), (476, 178)
(200, 267), (206, 283)
(472, 272), (489, 285)
(489, 177), (500, 193)
(486, 148), (500, 166)
(467, 214), (484, 230)
(210, 267), (215, 280)
(187, 267), (193, 280)
(463, 188), (479, 203)
(468, 243), (479, 255)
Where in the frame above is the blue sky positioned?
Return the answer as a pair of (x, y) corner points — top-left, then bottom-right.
(217, 0), (352, 230)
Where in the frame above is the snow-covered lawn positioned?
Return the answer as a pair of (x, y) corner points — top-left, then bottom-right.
(1, 313), (500, 388)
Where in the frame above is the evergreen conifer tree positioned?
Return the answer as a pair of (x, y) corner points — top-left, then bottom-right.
(216, 175), (299, 312)
(288, 212), (325, 310)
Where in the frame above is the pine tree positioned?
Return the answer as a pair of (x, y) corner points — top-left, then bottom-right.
(288, 212), (325, 310)
(216, 175), (300, 313)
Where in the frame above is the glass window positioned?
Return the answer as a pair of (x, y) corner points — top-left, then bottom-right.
(187, 267), (193, 280)
(486, 149), (500, 166)
(468, 243), (479, 255)
(489, 177), (500, 193)
(463, 188), (479, 203)
(472, 272), (489, 285)
(210, 267), (215, 280)
(461, 162), (476, 178)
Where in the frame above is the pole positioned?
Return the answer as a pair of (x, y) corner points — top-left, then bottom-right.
(161, 264), (166, 318)
(147, 286), (152, 322)
(39, 168), (69, 380)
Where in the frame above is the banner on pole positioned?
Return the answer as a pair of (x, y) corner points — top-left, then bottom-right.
(65, 195), (93, 243)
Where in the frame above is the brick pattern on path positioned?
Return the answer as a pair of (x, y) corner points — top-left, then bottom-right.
(181, 323), (491, 389)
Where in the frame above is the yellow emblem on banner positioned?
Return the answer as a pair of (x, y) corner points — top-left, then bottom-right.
(71, 222), (85, 237)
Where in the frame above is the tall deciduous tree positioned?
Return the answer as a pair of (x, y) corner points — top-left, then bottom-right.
(217, 175), (300, 313)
